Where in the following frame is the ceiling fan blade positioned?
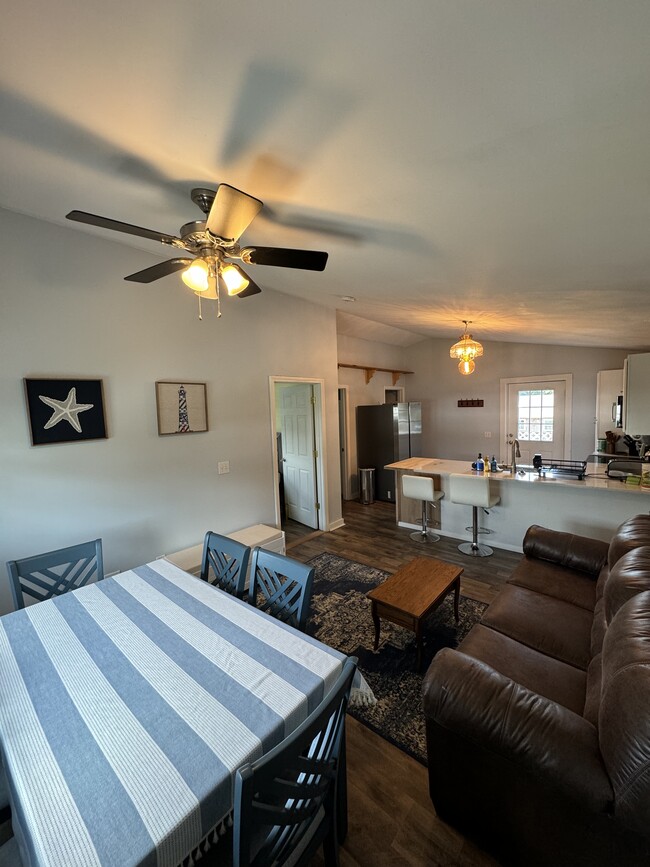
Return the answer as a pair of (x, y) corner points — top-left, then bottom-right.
(124, 259), (191, 283)
(241, 246), (328, 271)
(66, 210), (179, 245)
(205, 184), (263, 241)
(236, 269), (262, 299)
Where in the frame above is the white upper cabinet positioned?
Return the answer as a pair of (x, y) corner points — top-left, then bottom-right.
(624, 353), (650, 435)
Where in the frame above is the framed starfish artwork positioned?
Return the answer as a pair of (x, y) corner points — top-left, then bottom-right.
(24, 378), (107, 446)
(155, 381), (208, 436)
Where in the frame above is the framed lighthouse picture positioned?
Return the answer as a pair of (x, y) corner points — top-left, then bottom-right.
(155, 381), (208, 436)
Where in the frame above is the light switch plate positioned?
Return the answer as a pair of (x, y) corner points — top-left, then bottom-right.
(218, 461), (230, 475)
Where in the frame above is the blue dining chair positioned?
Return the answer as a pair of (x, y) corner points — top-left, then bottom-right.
(0, 837), (21, 867)
(0, 769), (10, 826)
(200, 531), (251, 598)
(233, 656), (357, 867)
(248, 548), (314, 632)
(6, 539), (104, 611)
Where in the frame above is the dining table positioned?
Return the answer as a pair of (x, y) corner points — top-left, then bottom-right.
(0, 558), (348, 867)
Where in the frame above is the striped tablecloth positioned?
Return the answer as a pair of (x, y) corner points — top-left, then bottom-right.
(0, 559), (346, 867)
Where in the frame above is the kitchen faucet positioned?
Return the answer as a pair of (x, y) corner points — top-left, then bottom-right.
(507, 434), (521, 472)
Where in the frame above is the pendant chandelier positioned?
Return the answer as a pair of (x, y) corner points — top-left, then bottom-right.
(450, 321), (483, 375)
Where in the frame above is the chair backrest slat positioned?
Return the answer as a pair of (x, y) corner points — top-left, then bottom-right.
(248, 548), (314, 632)
(200, 532), (251, 598)
(6, 540), (104, 611)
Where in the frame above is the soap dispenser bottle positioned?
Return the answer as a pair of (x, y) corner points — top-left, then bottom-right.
(476, 452), (485, 472)
(491, 455), (497, 472)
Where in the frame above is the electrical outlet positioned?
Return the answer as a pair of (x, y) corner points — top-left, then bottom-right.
(217, 461), (230, 475)
(484, 431), (492, 438)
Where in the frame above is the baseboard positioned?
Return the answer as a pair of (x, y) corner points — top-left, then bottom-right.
(328, 518), (346, 531)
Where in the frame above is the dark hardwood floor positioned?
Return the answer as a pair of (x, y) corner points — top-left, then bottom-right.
(288, 499), (521, 867)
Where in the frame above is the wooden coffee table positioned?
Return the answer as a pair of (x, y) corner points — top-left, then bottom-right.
(366, 557), (463, 670)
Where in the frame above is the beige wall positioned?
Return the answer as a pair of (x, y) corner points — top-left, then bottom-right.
(0, 208), (341, 614)
(404, 338), (630, 463)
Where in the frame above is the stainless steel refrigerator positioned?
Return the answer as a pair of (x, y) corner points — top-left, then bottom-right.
(356, 402), (422, 502)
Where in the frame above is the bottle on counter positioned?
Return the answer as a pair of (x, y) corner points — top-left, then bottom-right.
(476, 452), (485, 472)
(491, 455), (498, 472)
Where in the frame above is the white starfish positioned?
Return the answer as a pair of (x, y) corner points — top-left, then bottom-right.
(39, 388), (94, 433)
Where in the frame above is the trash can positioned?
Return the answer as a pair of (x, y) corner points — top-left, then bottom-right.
(359, 467), (375, 505)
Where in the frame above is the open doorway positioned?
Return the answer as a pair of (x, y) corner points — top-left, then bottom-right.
(269, 377), (327, 537)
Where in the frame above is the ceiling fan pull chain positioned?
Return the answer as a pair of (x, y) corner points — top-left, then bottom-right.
(216, 274), (221, 318)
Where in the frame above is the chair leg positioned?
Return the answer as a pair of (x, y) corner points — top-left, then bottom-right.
(458, 506), (493, 557)
(466, 508), (493, 534)
(409, 500), (440, 543)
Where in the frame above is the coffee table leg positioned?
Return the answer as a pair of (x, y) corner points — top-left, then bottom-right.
(371, 602), (380, 650)
(454, 576), (460, 624)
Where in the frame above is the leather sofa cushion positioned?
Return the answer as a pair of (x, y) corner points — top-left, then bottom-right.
(599, 591), (650, 836)
(508, 556), (597, 611)
(481, 584), (592, 670)
(460, 623), (586, 715)
(523, 524), (609, 576)
(608, 514), (650, 569)
(604, 547), (650, 625)
(596, 564), (609, 602)
(583, 653), (602, 727)
(591, 597), (607, 658)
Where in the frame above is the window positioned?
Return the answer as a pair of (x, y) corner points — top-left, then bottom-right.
(517, 389), (554, 442)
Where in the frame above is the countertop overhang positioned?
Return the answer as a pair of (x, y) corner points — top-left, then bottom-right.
(385, 457), (650, 497)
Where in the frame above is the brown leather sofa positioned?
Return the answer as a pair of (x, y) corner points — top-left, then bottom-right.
(422, 513), (650, 867)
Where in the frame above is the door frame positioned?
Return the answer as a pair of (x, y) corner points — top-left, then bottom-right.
(269, 376), (328, 531)
(338, 386), (352, 500)
(499, 374), (573, 462)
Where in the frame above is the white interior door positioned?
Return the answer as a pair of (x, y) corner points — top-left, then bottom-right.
(505, 379), (568, 464)
(276, 383), (318, 528)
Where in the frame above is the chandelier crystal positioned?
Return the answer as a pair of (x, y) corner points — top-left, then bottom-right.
(450, 321), (483, 375)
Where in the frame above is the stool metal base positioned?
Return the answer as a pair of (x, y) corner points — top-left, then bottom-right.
(465, 526), (493, 534)
(458, 541), (494, 557)
(410, 529), (441, 543)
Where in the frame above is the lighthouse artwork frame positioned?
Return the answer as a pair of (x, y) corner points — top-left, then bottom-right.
(155, 381), (208, 436)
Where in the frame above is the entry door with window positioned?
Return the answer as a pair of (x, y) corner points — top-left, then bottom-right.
(506, 379), (568, 465)
(276, 383), (319, 529)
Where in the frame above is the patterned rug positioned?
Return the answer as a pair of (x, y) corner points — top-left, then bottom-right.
(306, 552), (487, 765)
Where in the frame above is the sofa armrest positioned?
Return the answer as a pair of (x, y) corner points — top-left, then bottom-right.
(423, 648), (613, 812)
(523, 525), (609, 577)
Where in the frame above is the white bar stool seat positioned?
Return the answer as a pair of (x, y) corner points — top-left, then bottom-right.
(401, 475), (444, 543)
(449, 474), (500, 557)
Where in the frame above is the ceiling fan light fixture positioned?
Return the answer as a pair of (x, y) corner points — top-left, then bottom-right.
(220, 262), (249, 296)
(181, 258), (210, 292)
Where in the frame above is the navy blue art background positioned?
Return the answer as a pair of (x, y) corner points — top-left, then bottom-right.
(24, 378), (107, 445)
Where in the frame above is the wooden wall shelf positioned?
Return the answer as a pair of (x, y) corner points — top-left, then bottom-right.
(338, 363), (414, 385)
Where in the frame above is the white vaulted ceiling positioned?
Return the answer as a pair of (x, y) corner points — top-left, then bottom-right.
(1, 0), (649, 348)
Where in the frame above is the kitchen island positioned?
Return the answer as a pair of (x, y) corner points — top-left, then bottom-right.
(386, 457), (650, 552)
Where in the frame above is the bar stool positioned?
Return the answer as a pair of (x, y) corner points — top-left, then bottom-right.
(401, 475), (444, 543)
(449, 474), (500, 557)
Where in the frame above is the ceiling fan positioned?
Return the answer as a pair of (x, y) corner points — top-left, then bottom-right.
(66, 183), (328, 318)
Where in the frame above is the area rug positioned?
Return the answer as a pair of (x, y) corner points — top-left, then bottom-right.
(306, 552), (487, 765)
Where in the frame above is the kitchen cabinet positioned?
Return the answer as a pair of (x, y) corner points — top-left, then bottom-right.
(595, 369), (624, 443)
(625, 353), (650, 434)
